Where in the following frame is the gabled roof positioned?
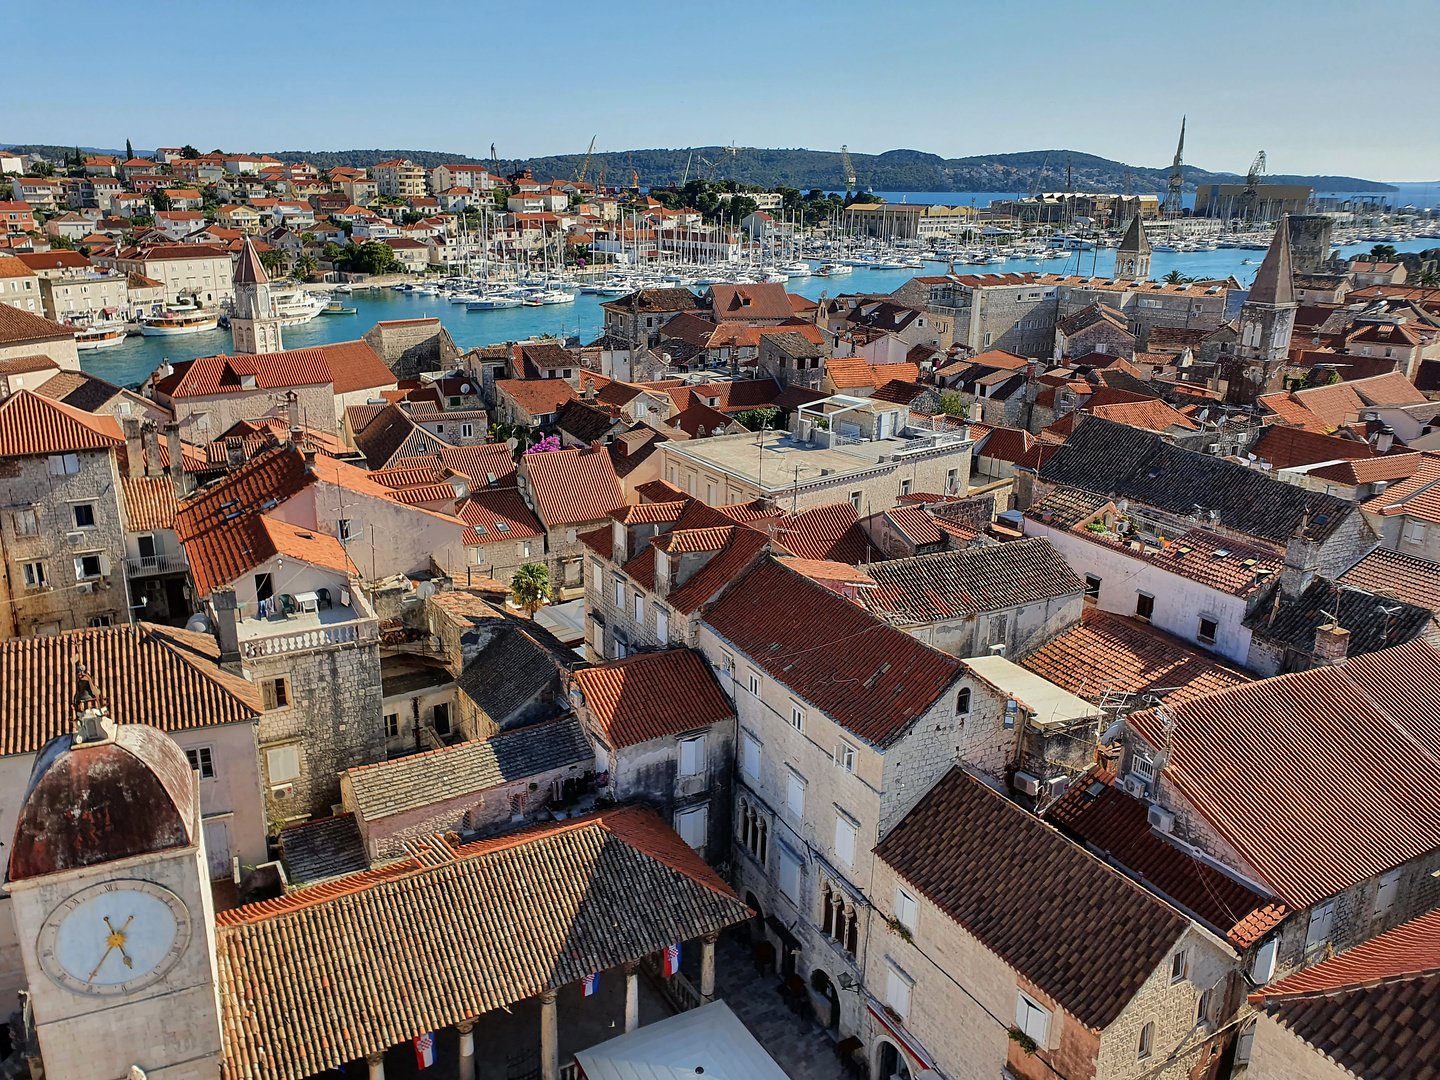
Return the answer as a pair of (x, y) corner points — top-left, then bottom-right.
(0, 388), (123, 456)
(576, 649), (734, 749)
(214, 805), (749, 1080)
(0, 623), (261, 757)
(121, 476), (177, 532)
(706, 282), (794, 322)
(1020, 608), (1252, 706)
(704, 558), (961, 748)
(1246, 576), (1433, 657)
(457, 488), (544, 545)
(881, 504), (947, 547)
(860, 538), (1083, 623)
(1307, 452), (1421, 487)
(0, 302), (76, 346)
(1249, 908), (1440, 1080)
(1038, 416), (1356, 546)
(1127, 640), (1440, 907)
(877, 768), (1188, 1030)
(156, 351), (332, 399)
(1337, 548), (1440, 612)
(769, 502), (876, 563)
(495, 377), (579, 418)
(1251, 425), (1376, 470)
(1362, 453), (1440, 523)
(522, 446), (623, 527)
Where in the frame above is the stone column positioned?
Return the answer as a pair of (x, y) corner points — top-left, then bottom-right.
(700, 932), (719, 1003)
(540, 989), (559, 1080)
(457, 1020), (476, 1080)
(623, 961), (641, 1033)
(366, 1052), (385, 1080)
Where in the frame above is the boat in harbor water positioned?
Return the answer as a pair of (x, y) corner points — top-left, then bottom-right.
(139, 304), (221, 337)
(73, 324), (128, 350)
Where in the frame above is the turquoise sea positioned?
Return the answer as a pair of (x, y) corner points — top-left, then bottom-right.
(80, 240), (1437, 390)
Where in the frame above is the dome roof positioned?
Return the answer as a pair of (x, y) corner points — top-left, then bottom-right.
(7, 721), (195, 882)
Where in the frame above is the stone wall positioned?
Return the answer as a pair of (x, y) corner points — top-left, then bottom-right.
(1245, 1014), (1352, 1080)
(362, 320), (461, 379)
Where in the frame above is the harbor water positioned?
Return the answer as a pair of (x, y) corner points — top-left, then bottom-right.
(79, 240), (1436, 390)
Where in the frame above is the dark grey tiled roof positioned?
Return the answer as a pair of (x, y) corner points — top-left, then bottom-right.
(1038, 416), (1355, 546)
(860, 537), (1083, 623)
(346, 717), (593, 821)
(457, 624), (574, 725)
(281, 814), (370, 883)
(556, 399), (623, 444)
(1025, 486), (1111, 529)
(1246, 578), (1433, 658)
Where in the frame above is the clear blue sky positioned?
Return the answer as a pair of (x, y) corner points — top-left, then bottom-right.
(7, 0), (1437, 180)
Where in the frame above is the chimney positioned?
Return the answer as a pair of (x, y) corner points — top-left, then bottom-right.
(141, 422), (163, 479)
(163, 421), (191, 500)
(1313, 622), (1350, 665)
(1374, 425), (1394, 454)
(303, 448), (317, 472)
(1280, 521), (1320, 601)
(122, 417), (144, 479)
(286, 390), (300, 433)
(212, 586), (241, 666)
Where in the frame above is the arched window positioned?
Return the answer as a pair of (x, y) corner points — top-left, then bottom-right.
(845, 908), (859, 955)
(821, 885), (835, 936)
(1138, 1022), (1154, 1060)
(956, 687), (971, 715)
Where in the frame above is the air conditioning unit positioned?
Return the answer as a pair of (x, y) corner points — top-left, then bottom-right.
(75, 581), (96, 595)
(1123, 775), (1148, 799)
(1147, 803), (1176, 834)
(271, 783), (294, 800)
(1045, 775), (1070, 799)
(1013, 771), (1041, 797)
(1371, 481), (1389, 495)
(66, 531), (85, 546)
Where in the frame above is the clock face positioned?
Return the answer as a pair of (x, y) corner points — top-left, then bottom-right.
(37, 880), (191, 997)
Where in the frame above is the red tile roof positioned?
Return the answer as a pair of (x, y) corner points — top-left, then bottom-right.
(704, 558), (961, 747)
(495, 377), (579, 418)
(768, 502), (876, 563)
(1021, 609), (1252, 705)
(1337, 548), (1440, 613)
(121, 476), (178, 531)
(882, 504), (947, 546)
(707, 282), (794, 322)
(575, 649), (734, 748)
(1252, 425), (1377, 470)
(522, 446), (623, 527)
(1306, 453), (1422, 486)
(1361, 453), (1440, 523)
(1128, 643), (1440, 907)
(0, 388), (123, 456)
(0, 302), (77, 345)
(457, 488), (543, 544)
(156, 351), (333, 399)
(877, 768), (1189, 1030)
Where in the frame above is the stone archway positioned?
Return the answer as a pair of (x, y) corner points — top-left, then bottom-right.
(875, 1039), (913, 1080)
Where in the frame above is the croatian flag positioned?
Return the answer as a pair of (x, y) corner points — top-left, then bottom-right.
(582, 972), (600, 997)
(663, 943), (682, 977)
(414, 1031), (436, 1069)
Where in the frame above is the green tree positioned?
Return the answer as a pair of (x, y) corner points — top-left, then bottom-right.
(0, 183), (11, 201)
(1414, 268), (1440, 287)
(292, 254), (319, 280)
(1304, 366), (1341, 388)
(49, 234), (75, 251)
(1369, 244), (1398, 261)
(125, 139), (133, 161)
(492, 188), (510, 212)
(322, 241), (344, 262)
(939, 391), (970, 417)
(734, 407), (778, 431)
(130, 214), (154, 227)
(300, 231), (316, 245)
(152, 189), (171, 212)
(260, 248), (288, 276)
(181, 145), (200, 159)
(510, 563), (553, 617)
(1162, 270), (1194, 285)
(31, 160), (55, 177)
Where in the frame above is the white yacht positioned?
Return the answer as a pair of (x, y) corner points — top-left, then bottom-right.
(140, 304), (221, 337)
(781, 261), (812, 276)
(73, 324), (127, 350)
(272, 289), (328, 326)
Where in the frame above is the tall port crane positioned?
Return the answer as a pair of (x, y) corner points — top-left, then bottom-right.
(572, 136), (597, 184)
(1162, 117), (1186, 218)
(840, 145), (857, 197)
(1241, 150), (1266, 220)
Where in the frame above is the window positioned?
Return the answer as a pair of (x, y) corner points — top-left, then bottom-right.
(895, 886), (918, 932)
(185, 746), (215, 779)
(1305, 900), (1335, 956)
(1197, 989), (1213, 1025)
(778, 846), (801, 902)
(1136, 592), (1155, 621)
(338, 518), (358, 541)
(1373, 869), (1401, 917)
(656, 606), (669, 641)
(614, 580), (625, 607)
(1402, 519), (1426, 544)
(946, 468), (958, 492)
(786, 772), (805, 817)
(461, 423), (473, 438)
(899, 478), (913, 496)
(1138, 1022), (1154, 1060)
(261, 677), (290, 710)
(748, 670), (761, 696)
(255, 572), (274, 602)
(48, 453), (79, 475)
(385, 712), (399, 738)
(834, 815), (856, 866)
(676, 805), (708, 849)
(835, 742), (855, 772)
(432, 702), (451, 736)
(74, 554), (103, 579)
(633, 593), (644, 622)
(885, 965), (913, 1020)
(1015, 993), (1050, 1046)
(1197, 616), (1218, 644)
(1235, 1020), (1256, 1065)
(849, 490), (862, 511)
(266, 744), (300, 783)
(742, 732), (761, 779)
(1170, 950), (1188, 983)
(13, 509), (37, 535)
(22, 561), (45, 588)
(956, 687), (971, 715)
(789, 702), (805, 732)
(679, 735), (705, 776)
(1084, 574), (1101, 600)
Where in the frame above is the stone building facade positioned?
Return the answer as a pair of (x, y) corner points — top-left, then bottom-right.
(362, 317), (462, 378)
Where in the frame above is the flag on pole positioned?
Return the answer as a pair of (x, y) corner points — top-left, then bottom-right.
(582, 971), (600, 997)
(414, 1031), (436, 1069)
(663, 942), (682, 977)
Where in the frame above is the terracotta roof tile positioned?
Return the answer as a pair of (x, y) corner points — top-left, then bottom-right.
(576, 649), (734, 748)
(1307, 453), (1422, 486)
(121, 476), (178, 531)
(0, 388), (123, 456)
(881, 504), (947, 547)
(1252, 425), (1377, 470)
(769, 502), (876, 563)
(157, 350), (332, 399)
(861, 538), (1082, 624)
(1361, 453), (1440, 522)
(877, 768), (1189, 1030)
(1338, 548), (1440, 612)
(704, 558), (961, 748)
(458, 488), (544, 544)
(0, 303), (75, 345)
(495, 377), (579, 418)
(522, 447), (623, 527)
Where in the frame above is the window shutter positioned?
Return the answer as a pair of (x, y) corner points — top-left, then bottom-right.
(261, 680), (277, 711)
(656, 608), (668, 641)
(896, 887), (918, 930)
(98, 554), (110, 576)
(787, 774), (804, 816)
(73, 557), (85, 580)
(634, 594), (643, 622)
(886, 968), (911, 1018)
(742, 734), (760, 778)
(1252, 937), (1278, 984)
(834, 816), (855, 866)
(778, 848), (801, 901)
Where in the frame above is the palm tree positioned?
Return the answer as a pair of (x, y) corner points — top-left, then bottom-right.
(292, 254), (319, 280)
(1162, 270), (1194, 285)
(510, 563), (552, 617)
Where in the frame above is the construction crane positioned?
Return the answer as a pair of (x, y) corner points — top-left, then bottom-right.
(572, 136), (597, 184)
(595, 156), (607, 189)
(700, 155), (719, 181)
(680, 150), (693, 186)
(839, 145), (857, 198)
(1027, 153), (1051, 199)
(1162, 117), (1186, 218)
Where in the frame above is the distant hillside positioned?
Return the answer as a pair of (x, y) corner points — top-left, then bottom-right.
(3, 141), (1395, 194)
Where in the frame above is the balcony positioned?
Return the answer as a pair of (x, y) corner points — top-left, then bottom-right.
(125, 551), (189, 577)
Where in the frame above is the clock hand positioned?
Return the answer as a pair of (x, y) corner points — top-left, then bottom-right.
(88, 944), (117, 982)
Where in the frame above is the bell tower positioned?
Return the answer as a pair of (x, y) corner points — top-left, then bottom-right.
(1225, 215), (1298, 404)
(230, 236), (283, 355)
(1114, 212), (1151, 280)
(6, 665), (224, 1080)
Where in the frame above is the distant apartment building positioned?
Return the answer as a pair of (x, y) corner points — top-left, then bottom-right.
(373, 159), (427, 199)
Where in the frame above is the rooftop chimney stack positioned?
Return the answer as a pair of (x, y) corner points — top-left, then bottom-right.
(1313, 622), (1350, 666)
(163, 421), (191, 500)
(1279, 518), (1321, 601)
(141, 422), (162, 479)
(286, 390), (300, 433)
(212, 586), (241, 665)
(121, 417), (144, 480)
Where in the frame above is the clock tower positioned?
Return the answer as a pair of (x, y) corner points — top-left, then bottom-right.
(230, 236), (283, 355)
(6, 667), (224, 1080)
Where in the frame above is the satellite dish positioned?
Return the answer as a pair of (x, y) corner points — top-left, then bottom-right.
(460, 383), (471, 393)
(506, 437), (519, 451)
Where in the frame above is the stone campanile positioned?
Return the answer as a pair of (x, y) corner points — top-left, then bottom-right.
(230, 236), (283, 355)
(1114, 212), (1151, 280)
(1225, 215), (1298, 403)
